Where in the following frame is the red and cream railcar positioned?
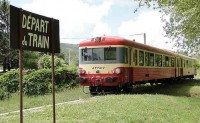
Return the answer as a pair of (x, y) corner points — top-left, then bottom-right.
(76, 36), (196, 94)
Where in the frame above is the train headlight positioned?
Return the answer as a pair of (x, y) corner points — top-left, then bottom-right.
(114, 68), (121, 74)
(78, 68), (86, 75)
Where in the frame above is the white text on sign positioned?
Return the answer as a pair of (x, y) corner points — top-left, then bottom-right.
(21, 14), (50, 49)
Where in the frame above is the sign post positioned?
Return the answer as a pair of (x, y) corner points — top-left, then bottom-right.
(52, 49), (56, 123)
(10, 5), (60, 123)
(51, 18), (56, 123)
(19, 9), (23, 123)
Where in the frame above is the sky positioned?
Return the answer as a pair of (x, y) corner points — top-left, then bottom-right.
(9, 0), (174, 50)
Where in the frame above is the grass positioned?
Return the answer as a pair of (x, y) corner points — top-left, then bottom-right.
(0, 79), (200, 123)
(0, 86), (90, 114)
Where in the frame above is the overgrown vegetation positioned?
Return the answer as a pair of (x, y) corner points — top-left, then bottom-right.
(0, 47), (78, 100)
(38, 54), (67, 69)
(23, 67), (77, 96)
(23, 51), (41, 69)
(0, 79), (200, 123)
(0, 70), (19, 100)
(0, 66), (77, 99)
(23, 69), (51, 96)
(0, 86), (90, 114)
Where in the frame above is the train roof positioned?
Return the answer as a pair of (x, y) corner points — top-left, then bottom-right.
(79, 36), (195, 60)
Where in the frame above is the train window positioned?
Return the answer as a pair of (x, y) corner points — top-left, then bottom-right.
(187, 60), (192, 68)
(165, 56), (168, 67)
(149, 53), (154, 66)
(190, 61), (192, 67)
(186, 60), (189, 68)
(155, 54), (162, 67)
(82, 48), (92, 61)
(118, 47), (128, 63)
(134, 49), (138, 66)
(171, 57), (175, 67)
(93, 48), (104, 61)
(139, 51), (144, 66)
(145, 52), (154, 66)
(177, 58), (181, 67)
(145, 52), (149, 66)
(165, 56), (169, 67)
(169, 57), (171, 67)
(162, 56), (165, 67)
(104, 47), (116, 60)
(81, 47), (117, 62)
(123, 48), (128, 63)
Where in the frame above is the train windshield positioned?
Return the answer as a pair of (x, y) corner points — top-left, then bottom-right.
(80, 47), (128, 64)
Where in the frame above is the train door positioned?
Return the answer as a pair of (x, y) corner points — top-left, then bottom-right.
(175, 57), (182, 77)
(175, 57), (178, 77)
(175, 57), (176, 77)
(180, 58), (183, 77)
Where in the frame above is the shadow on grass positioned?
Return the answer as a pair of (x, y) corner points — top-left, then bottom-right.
(131, 79), (200, 97)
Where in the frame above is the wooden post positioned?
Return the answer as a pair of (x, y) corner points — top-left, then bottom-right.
(51, 18), (56, 123)
(51, 49), (55, 123)
(19, 8), (23, 123)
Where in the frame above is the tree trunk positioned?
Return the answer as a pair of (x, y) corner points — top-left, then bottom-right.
(3, 57), (6, 72)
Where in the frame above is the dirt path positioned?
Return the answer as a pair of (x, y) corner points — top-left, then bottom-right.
(0, 99), (85, 117)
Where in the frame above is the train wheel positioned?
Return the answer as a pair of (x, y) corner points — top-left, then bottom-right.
(122, 84), (133, 93)
(110, 87), (122, 94)
(89, 86), (99, 96)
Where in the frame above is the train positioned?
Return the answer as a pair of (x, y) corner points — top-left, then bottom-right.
(76, 36), (197, 95)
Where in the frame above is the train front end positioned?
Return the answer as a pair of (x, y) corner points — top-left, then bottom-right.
(76, 37), (129, 94)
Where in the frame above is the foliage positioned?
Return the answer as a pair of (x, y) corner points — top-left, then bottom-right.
(37, 54), (67, 69)
(0, 70), (19, 93)
(194, 59), (200, 69)
(23, 69), (51, 96)
(55, 66), (77, 88)
(0, 70), (19, 100)
(23, 67), (77, 96)
(0, 67), (77, 98)
(134, 0), (200, 55)
(0, 0), (18, 71)
(66, 65), (77, 75)
(23, 51), (41, 69)
(0, 87), (9, 100)
(0, 0), (9, 57)
(1, 80), (200, 122)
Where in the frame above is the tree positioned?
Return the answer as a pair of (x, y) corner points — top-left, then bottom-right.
(23, 51), (41, 69)
(134, 0), (200, 55)
(0, 0), (18, 71)
(38, 54), (67, 69)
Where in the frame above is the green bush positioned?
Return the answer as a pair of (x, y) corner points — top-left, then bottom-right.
(0, 70), (19, 93)
(23, 67), (77, 96)
(0, 70), (19, 100)
(23, 51), (41, 69)
(55, 66), (78, 88)
(0, 66), (77, 98)
(55, 67), (68, 86)
(38, 54), (67, 69)
(23, 69), (51, 96)
(0, 87), (10, 100)
(66, 66), (77, 75)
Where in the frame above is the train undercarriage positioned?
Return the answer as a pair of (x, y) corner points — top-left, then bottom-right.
(85, 75), (195, 95)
